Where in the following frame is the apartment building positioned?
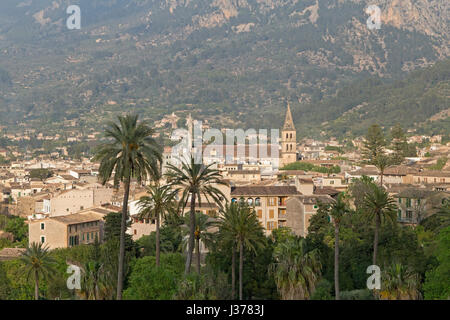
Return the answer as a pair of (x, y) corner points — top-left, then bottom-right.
(230, 185), (301, 235)
(29, 210), (106, 249)
(394, 188), (449, 225)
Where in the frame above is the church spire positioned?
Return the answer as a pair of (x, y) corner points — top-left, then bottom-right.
(283, 101), (295, 131)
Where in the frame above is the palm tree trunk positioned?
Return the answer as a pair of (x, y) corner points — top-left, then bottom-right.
(380, 171), (384, 188)
(156, 212), (160, 267)
(116, 178), (130, 300)
(373, 213), (380, 266)
(239, 240), (244, 300)
(231, 243), (236, 299)
(34, 269), (39, 300)
(185, 193), (196, 274)
(196, 237), (201, 274)
(334, 221), (340, 300)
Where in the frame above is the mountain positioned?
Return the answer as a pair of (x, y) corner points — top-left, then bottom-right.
(0, 0), (448, 137)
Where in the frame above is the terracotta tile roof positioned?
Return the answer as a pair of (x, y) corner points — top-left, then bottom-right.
(394, 188), (449, 199)
(227, 170), (261, 175)
(314, 187), (340, 196)
(415, 171), (450, 178)
(51, 212), (103, 225)
(231, 186), (300, 196)
(0, 248), (26, 260)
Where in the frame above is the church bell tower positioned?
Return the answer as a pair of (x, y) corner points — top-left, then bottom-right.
(280, 102), (297, 167)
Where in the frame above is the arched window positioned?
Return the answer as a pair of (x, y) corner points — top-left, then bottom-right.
(247, 198), (254, 206)
(231, 198), (237, 203)
(290, 133), (292, 139)
(255, 197), (261, 206)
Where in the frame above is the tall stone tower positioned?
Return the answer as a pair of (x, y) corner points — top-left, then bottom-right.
(280, 102), (297, 167)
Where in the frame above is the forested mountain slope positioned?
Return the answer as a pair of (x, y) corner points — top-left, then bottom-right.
(0, 0), (448, 137)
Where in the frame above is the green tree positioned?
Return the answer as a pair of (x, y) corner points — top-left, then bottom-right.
(5, 216), (28, 242)
(218, 202), (265, 300)
(29, 168), (54, 181)
(123, 254), (184, 300)
(165, 155), (227, 275)
(328, 193), (351, 300)
(390, 123), (408, 165)
(361, 184), (397, 265)
(137, 184), (177, 266)
(93, 113), (162, 300)
(270, 236), (322, 300)
(363, 124), (390, 185)
(380, 262), (421, 300)
(181, 212), (215, 274)
(423, 226), (450, 299)
(20, 242), (56, 300)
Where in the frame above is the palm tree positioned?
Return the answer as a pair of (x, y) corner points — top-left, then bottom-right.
(165, 155), (227, 275)
(361, 183), (397, 265)
(381, 262), (421, 300)
(373, 154), (391, 187)
(218, 202), (265, 300)
(329, 193), (350, 300)
(93, 114), (162, 300)
(80, 261), (105, 300)
(217, 203), (239, 299)
(137, 184), (177, 267)
(20, 242), (56, 300)
(181, 212), (216, 273)
(270, 236), (322, 300)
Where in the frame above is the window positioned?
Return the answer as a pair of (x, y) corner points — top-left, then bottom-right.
(330, 180), (334, 185)
(406, 211), (413, 220)
(268, 198), (275, 206)
(398, 198), (402, 204)
(255, 198), (261, 206)
(40, 223), (45, 230)
(82, 233), (85, 241)
(406, 198), (411, 208)
(269, 209), (274, 219)
(134, 229), (137, 235)
(87, 233), (89, 241)
(231, 198), (237, 203)
(247, 198), (253, 206)
(267, 221), (277, 230)
(40, 236), (45, 244)
(258, 210), (262, 219)
(398, 210), (402, 220)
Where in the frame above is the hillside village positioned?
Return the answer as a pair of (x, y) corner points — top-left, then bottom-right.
(0, 105), (449, 254)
